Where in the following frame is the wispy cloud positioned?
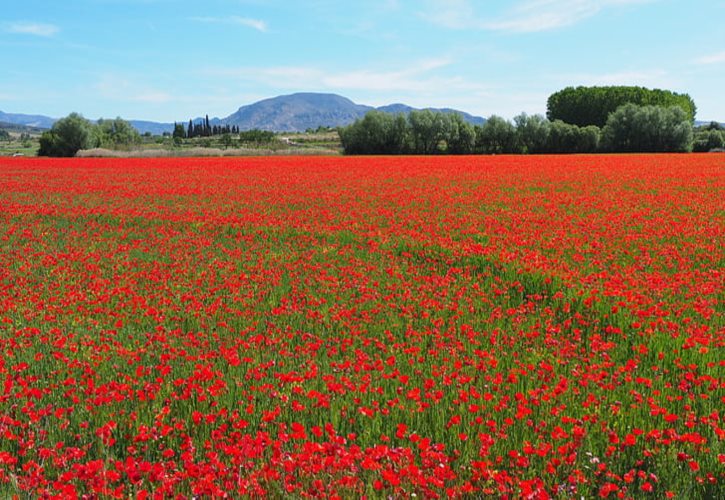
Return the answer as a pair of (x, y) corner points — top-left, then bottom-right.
(202, 58), (495, 116)
(190, 16), (268, 32)
(424, 0), (655, 33)
(694, 51), (725, 65)
(205, 58), (491, 96)
(4, 22), (60, 37)
(93, 74), (172, 104)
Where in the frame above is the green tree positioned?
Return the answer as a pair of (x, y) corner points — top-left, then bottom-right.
(173, 122), (187, 139)
(547, 86), (696, 127)
(601, 104), (693, 153)
(475, 116), (520, 154)
(339, 111), (409, 155)
(0, 130), (10, 141)
(445, 113), (476, 154)
(693, 129), (725, 152)
(97, 117), (141, 148)
(514, 113), (550, 154)
(409, 109), (451, 154)
(547, 120), (601, 153)
(220, 133), (234, 149)
(38, 113), (98, 157)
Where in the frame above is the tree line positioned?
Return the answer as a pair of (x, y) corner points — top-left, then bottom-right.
(547, 86), (697, 127)
(37, 113), (281, 156)
(339, 105), (700, 155)
(172, 115), (242, 139)
(338, 86), (717, 155)
(39, 114), (141, 157)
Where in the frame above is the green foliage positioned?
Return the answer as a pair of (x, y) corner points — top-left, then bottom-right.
(409, 109), (449, 154)
(547, 120), (601, 154)
(97, 117), (140, 148)
(173, 123), (187, 139)
(220, 133), (234, 149)
(601, 104), (693, 153)
(693, 128), (725, 152)
(514, 113), (550, 154)
(445, 113), (476, 154)
(340, 101), (697, 155)
(0, 130), (10, 141)
(339, 111), (410, 155)
(547, 86), (696, 127)
(239, 129), (275, 144)
(38, 113), (98, 157)
(702, 121), (722, 131)
(474, 116), (520, 154)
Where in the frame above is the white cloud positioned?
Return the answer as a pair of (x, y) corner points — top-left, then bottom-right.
(424, 0), (655, 33)
(202, 59), (496, 118)
(4, 22), (59, 37)
(694, 51), (725, 65)
(93, 75), (172, 104)
(205, 58), (491, 97)
(190, 16), (268, 32)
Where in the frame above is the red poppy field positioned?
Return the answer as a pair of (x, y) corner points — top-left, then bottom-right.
(0, 154), (722, 498)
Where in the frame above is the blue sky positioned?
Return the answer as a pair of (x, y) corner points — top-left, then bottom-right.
(2, 0), (724, 122)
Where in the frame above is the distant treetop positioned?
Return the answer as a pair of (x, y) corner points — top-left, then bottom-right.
(547, 86), (696, 128)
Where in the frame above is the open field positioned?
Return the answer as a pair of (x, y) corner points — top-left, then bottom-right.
(0, 155), (722, 498)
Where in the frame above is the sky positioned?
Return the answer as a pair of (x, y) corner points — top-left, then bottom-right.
(1, 0), (724, 123)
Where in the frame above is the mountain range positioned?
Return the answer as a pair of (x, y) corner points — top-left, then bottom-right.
(0, 93), (485, 135)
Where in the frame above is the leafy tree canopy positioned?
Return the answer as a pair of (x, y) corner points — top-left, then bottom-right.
(38, 113), (98, 157)
(547, 86), (696, 128)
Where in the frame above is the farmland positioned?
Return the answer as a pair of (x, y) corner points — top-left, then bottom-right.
(0, 154), (722, 498)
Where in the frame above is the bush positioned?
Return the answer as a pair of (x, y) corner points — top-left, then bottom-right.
(239, 129), (276, 144)
(38, 113), (98, 157)
(601, 104), (693, 153)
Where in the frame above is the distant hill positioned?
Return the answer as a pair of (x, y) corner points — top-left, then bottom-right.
(222, 93), (486, 131)
(376, 103), (486, 126)
(695, 120), (725, 128)
(1, 94), (487, 134)
(128, 120), (175, 136)
(0, 111), (55, 129)
(222, 93), (371, 132)
(0, 121), (46, 134)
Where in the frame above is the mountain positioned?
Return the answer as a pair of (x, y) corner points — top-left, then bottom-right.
(129, 120), (175, 135)
(1, 93), (487, 134)
(222, 93), (373, 132)
(376, 103), (485, 126)
(222, 93), (486, 131)
(0, 111), (55, 129)
(695, 120), (725, 128)
(0, 112), (177, 135)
